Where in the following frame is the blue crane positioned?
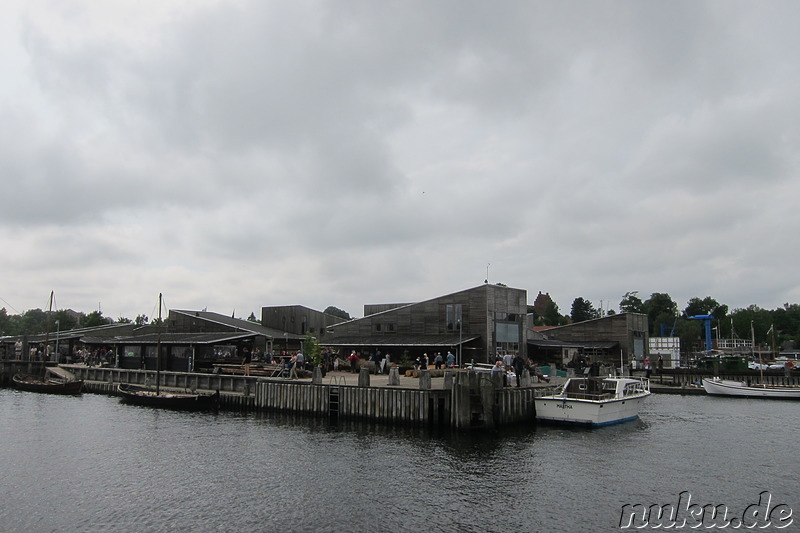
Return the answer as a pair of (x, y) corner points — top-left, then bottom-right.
(688, 314), (714, 353)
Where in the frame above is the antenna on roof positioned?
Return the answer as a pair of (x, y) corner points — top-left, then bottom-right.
(485, 263), (490, 284)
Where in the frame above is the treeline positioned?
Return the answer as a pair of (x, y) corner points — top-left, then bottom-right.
(532, 291), (800, 352)
(0, 305), (352, 337)
(0, 307), (153, 337)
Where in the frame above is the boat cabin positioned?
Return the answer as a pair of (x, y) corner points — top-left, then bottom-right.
(560, 377), (648, 401)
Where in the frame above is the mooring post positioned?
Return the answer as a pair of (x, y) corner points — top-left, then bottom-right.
(480, 373), (497, 428)
(443, 371), (454, 390)
(388, 366), (400, 386)
(312, 366), (323, 384)
(419, 369), (431, 390)
(358, 367), (371, 387)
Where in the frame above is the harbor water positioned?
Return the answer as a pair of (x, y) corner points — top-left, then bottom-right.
(1, 389), (798, 532)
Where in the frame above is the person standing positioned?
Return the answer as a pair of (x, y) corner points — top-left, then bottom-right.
(502, 352), (513, 370)
(512, 354), (525, 387)
(446, 351), (455, 368)
(434, 352), (443, 369)
(288, 352), (298, 379)
(348, 351), (359, 373)
(241, 347), (252, 377)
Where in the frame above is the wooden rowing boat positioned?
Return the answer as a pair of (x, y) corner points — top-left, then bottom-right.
(12, 373), (84, 395)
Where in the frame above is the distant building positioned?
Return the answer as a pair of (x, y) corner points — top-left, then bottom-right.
(532, 291), (554, 317)
(324, 284), (528, 364)
(260, 305), (347, 339)
(529, 313), (649, 367)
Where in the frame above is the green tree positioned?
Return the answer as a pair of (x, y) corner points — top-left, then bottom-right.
(324, 306), (351, 320)
(53, 309), (79, 331)
(619, 291), (644, 313)
(21, 308), (49, 334)
(303, 333), (322, 366)
(0, 307), (10, 335)
(570, 297), (598, 323)
(544, 301), (566, 326)
(730, 305), (772, 345)
(773, 303), (800, 348)
(134, 314), (149, 326)
(684, 297), (727, 319)
(642, 293), (678, 335)
(83, 310), (108, 328)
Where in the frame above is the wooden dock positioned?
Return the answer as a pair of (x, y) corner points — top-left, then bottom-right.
(53, 364), (553, 430)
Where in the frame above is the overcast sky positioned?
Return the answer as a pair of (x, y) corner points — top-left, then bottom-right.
(2, 1), (799, 321)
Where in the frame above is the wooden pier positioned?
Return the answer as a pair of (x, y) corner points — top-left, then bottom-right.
(42, 364), (548, 430)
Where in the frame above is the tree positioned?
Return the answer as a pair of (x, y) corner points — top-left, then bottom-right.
(53, 309), (79, 331)
(570, 297), (598, 323)
(619, 291), (644, 314)
(642, 293), (678, 336)
(0, 307), (10, 335)
(304, 333), (322, 366)
(20, 308), (48, 334)
(324, 306), (351, 320)
(684, 297), (727, 319)
(134, 314), (149, 326)
(544, 301), (567, 326)
(247, 312), (258, 322)
(83, 310), (108, 328)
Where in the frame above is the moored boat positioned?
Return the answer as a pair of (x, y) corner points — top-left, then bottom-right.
(535, 376), (651, 427)
(118, 383), (220, 410)
(701, 377), (800, 399)
(12, 373), (84, 395)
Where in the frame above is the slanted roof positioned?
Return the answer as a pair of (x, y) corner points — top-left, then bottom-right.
(82, 331), (257, 345)
(171, 310), (304, 340)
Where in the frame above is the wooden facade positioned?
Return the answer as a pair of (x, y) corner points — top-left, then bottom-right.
(325, 284), (528, 364)
(540, 313), (649, 365)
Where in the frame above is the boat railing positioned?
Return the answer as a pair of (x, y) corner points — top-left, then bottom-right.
(559, 391), (616, 401)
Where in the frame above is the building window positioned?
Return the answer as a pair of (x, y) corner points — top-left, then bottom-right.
(375, 323), (382, 332)
(387, 323), (395, 333)
(446, 304), (462, 331)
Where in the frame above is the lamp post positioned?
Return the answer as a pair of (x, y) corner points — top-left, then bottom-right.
(457, 318), (462, 368)
(54, 320), (60, 363)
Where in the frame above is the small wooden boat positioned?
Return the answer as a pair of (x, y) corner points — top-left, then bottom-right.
(12, 373), (84, 395)
(117, 383), (220, 410)
(701, 378), (800, 399)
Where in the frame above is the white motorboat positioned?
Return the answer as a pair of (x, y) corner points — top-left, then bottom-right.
(535, 376), (651, 427)
(701, 377), (800, 399)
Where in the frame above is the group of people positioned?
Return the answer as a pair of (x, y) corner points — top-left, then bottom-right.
(345, 350), (393, 374)
(491, 353), (548, 387)
(414, 351), (457, 370)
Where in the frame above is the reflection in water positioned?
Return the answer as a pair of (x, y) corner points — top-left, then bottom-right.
(0, 390), (798, 532)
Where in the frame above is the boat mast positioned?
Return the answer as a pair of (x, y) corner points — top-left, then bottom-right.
(753, 321), (764, 387)
(43, 291), (53, 367)
(156, 293), (162, 395)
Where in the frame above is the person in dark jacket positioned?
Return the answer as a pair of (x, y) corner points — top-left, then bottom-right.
(512, 355), (525, 387)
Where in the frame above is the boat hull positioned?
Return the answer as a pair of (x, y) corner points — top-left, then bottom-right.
(535, 395), (649, 427)
(701, 378), (800, 399)
(11, 374), (84, 395)
(118, 384), (219, 410)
